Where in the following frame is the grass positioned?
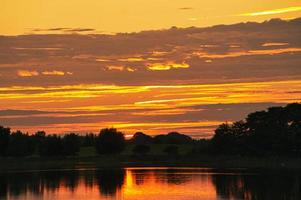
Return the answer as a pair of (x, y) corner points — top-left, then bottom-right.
(122, 144), (194, 156)
(1, 144), (301, 172)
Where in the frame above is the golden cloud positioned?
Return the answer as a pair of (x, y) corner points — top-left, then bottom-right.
(42, 71), (66, 76)
(17, 70), (39, 77)
(262, 43), (289, 47)
(193, 48), (301, 59)
(106, 65), (136, 72)
(148, 62), (189, 71)
(118, 57), (145, 62)
(240, 6), (301, 16)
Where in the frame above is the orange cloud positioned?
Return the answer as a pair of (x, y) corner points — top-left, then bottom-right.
(239, 6), (301, 16)
(148, 62), (189, 71)
(106, 65), (136, 72)
(17, 70), (39, 77)
(42, 70), (66, 76)
(118, 57), (145, 62)
(193, 48), (301, 59)
(262, 43), (289, 47)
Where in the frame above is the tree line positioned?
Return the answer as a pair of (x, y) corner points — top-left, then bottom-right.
(211, 103), (301, 156)
(0, 126), (194, 157)
(0, 103), (300, 157)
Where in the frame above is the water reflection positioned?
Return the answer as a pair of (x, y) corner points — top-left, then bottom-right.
(96, 169), (125, 196)
(212, 173), (301, 200)
(0, 168), (300, 200)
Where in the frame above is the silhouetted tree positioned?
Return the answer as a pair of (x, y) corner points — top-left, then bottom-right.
(95, 128), (125, 154)
(153, 132), (192, 144)
(131, 132), (153, 145)
(6, 131), (34, 157)
(39, 135), (63, 156)
(166, 132), (193, 144)
(62, 133), (80, 156)
(211, 103), (301, 156)
(32, 131), (46, 154)
(211, 123), (236, 154)
(153, 134), (167, 144)
(0, 126), (10, 156)
(82, 133), (96, 147)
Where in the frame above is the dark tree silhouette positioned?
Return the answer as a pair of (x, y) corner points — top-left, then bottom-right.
(39, 135), (63, 156)
(32, 131), (46, 154)
(211, 103), (301, 156)
(82, 133), (96, 147)
(166, 132), (193, 144)
(153, 132), (192, 144)
(0, 126), (10, 156)
(131, 132), (153, 145)
(62, 133), (80, 156)
(6, 131), (35, 157)
(95, 128), (125, 154)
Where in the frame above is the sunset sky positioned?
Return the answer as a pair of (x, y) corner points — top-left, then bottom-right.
(0, 1), (301, 137)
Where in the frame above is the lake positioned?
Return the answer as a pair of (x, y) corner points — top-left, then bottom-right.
(0, 167), (300, 200)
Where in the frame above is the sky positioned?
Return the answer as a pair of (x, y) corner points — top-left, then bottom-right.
(1, 0), (301, 35)
(0, 1), (301, 138)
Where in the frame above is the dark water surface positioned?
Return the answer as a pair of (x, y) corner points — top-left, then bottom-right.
(0, 167), (300, 200)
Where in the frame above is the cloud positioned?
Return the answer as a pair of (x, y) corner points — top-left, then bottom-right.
(239, 6), (301, 16)
(42, 70), (69, 76)
(179, 7), (193, 10)
(1, 18), (301, 136)
(32, 27), (95, 33)
(105, 65), (135, 72)
(0, 102), (289, 137)
(65, 28), (96, 32)
(17, 70), (39, 77)
(262, 42), (289, 47)
(0, 17), (300, 87)
(118, 57), (145, 62)
(147, 62), (190, 71)
(193, 48), (301, 59)
(0, 109), (49, 116)
(32, 27), (69, 32)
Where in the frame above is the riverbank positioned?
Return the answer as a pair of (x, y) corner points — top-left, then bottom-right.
(1, 154), (301, 172)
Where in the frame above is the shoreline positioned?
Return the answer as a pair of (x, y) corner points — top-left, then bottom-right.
(1, 155), (301, 172)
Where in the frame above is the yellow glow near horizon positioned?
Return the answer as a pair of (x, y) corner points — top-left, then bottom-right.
(0, 79), (300, 136)
(240, 6), (301, 16)
(0, 0), (301, 35)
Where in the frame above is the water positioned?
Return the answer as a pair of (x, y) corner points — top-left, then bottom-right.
(0, 167), (300, 200)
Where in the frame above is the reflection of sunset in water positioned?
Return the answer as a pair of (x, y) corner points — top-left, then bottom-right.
(123, 168), (216, 200)
(2, 168), (300, 200)
(2, 168), (218, 200)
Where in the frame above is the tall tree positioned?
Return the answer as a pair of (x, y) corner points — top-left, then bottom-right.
(95, 128), (125, 154)
(0, 126), (10, 156)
